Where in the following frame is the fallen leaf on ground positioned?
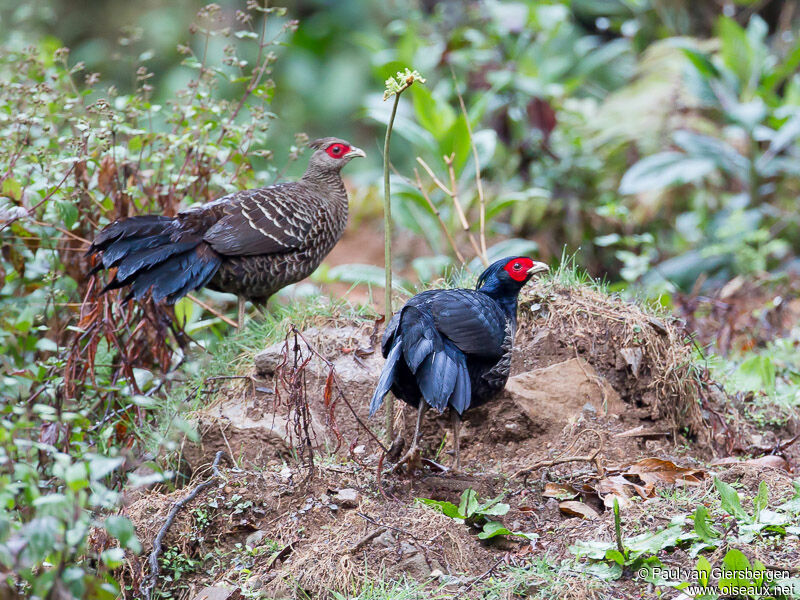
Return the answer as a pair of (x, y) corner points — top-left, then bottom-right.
(542, 482), (580, 501)
(559, 501), (600, 520)
(623, 457), (705, 486)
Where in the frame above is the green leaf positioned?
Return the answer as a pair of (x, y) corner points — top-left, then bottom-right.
(754, 481), (769, 521)
(105, 516), (142, 553)
(619, 152), (716, 195)
(64, 462), (89, 491)
(416, 498), (463, 519)
(625, 525), (684, 556)
(605, 549), (626, 565)
(714, 477), (749, 521)
(459, 488), (479, 519)
(87, 455), (125, 481)
(100, 547), (126, 569)
(693, 506), (720, 543)
(477, 521), (512, 539)
(56, 200), (79, 230)
(569, 539), (615, 560)
(411, 85), (455, 139)
(696, 555), (711, 586)
(719, 549), (753, 592)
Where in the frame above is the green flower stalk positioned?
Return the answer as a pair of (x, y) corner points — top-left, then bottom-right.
(381, 68), (425, 443)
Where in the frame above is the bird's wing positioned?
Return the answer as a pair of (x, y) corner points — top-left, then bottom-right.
(201, 185), (315, 256)
(427, 289), (508, 357)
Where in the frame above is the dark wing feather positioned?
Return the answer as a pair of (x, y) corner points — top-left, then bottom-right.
(428, 290), (508, 357)
(203, 186), (313, 257)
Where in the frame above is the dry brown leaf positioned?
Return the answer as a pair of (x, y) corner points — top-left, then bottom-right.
(542, 482), (580, 501)
(623, 457), (705, 486)
(558, 500), (600, 520)
(595, 474), (652, 501)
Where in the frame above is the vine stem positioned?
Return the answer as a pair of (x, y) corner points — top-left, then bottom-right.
(382, 91), (401, 444)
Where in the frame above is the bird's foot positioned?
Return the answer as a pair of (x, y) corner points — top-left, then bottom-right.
(387, 445), (423, 475)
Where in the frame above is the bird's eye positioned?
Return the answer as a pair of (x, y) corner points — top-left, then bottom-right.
(513, 263), (522, 271)
(325, 144), (349, 158)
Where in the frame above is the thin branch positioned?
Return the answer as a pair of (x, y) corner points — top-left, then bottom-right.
(511, 429), (604, 479)
(445, 154), (484, 261)
(185, 293), (238, 328)
(413, 168), (466, 264)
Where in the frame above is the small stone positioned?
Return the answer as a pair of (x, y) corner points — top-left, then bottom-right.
(353, 445), (366, 455)
(328, 504), (339, 511)
(320, 494), (330, 504)
(372, 529), (396, 548)
(278, 467), (292, 480)
(430, 569), (445, 579)
(245, 530), (268, 548)
(335, 488), (360, 508)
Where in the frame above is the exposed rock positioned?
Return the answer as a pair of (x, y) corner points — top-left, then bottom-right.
(334, 488), (360, 508)
(192, 586), (241, 600)
(245, 530), (269, 548)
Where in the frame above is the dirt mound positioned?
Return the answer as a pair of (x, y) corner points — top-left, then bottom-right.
(515, 280), (709, 442)
(184, 280), (716, 477)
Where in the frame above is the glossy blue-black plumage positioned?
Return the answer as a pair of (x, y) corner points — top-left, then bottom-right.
(369, 256), (538, 418)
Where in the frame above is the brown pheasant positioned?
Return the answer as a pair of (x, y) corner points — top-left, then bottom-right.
(87, 138), (364, 324)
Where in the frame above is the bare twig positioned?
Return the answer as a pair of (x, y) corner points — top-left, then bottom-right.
(416, 156), (484, 262)
(413, 168), (466, 264)
(347, 526), (388, 553)
(140, 451), (226, 600)
(511, 429), (604, 479)
(185, 293), (238, 328)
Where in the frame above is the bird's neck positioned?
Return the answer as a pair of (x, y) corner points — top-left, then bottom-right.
(300, 167), (344, 188)
(478, 289), (520, 321)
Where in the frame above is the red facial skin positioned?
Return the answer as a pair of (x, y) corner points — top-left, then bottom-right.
(503, 257), (535, 282)
(325, 144), (351, 159)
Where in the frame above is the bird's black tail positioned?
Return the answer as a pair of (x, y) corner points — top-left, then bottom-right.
(88, 216), (221, 304)
(369, 306), (472, 417)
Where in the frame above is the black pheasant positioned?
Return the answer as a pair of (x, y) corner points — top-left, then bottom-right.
(369, 256), (549, 471)
(87, 137), (365, 322)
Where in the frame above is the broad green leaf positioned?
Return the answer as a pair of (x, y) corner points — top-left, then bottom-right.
(673, 130), (748, 175)
(105, 516), (142, 553)
(416, 498), (463, 520)
(619, 152), (716, 195)
(87, 455), (125, 481)
(56, 200), (79, 230)
(626, 525), (684, 556)
(696, 555), (711, 586)
(569, 539), (615, 560)
(693, 506), (720, 542)
(477, 521), (512, 539)
(605, 549), (625, 565)
(714, 477), (748, 521)
(459, 488), (479, 519)
(719, 549), (753, 592)
(754, 481), (769, 521)
(100, 547), (126, 569)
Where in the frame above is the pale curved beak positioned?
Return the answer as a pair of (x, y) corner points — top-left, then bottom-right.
(527, 261), (549, 276)
(344, 146), (366, 159)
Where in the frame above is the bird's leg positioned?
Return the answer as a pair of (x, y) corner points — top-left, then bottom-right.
(389, 402), (428, 474)
(450, 410), (462, 472)
(450, 411), (460, 471)
(237, 297), (246, 329)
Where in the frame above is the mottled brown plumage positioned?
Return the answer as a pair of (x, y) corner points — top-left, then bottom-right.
(87, 137), (364, 305)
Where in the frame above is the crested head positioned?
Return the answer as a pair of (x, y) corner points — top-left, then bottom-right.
(476, 256), (549, 301)
(303, 137), (365, 179)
